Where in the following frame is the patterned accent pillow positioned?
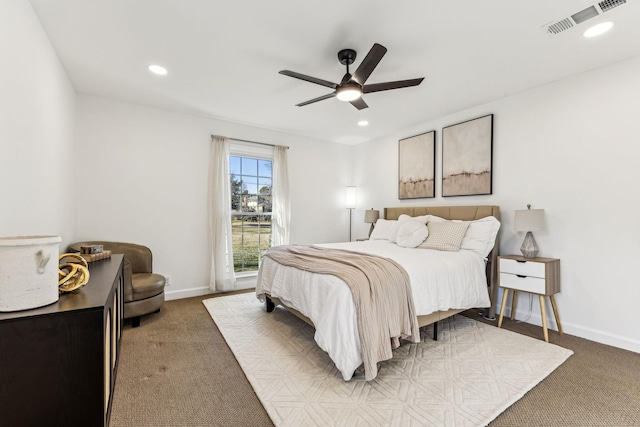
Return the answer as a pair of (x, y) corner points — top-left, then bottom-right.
(419, 220), (470, 251)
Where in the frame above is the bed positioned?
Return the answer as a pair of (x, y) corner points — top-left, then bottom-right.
(256, 205), (500, 381)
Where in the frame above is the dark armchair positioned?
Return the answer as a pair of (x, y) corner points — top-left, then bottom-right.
(68, 241), (166, 327)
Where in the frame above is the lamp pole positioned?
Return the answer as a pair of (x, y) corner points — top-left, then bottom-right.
(348, 207), (353, 242)
(345, 186), (356, 242)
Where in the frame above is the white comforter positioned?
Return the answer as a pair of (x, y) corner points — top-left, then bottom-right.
(256, 240), (491, 380)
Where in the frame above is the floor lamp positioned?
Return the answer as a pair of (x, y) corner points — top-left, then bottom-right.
(345, 186), (356, 241)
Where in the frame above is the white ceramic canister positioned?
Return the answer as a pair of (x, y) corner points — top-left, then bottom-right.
(0, 235), (62, 312)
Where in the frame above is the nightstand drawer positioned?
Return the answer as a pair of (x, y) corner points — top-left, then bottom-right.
(499, 258), (545, 278)
(500, 272), (547, 294)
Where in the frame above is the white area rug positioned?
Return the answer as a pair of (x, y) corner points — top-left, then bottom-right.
(203, 293), (572, 427)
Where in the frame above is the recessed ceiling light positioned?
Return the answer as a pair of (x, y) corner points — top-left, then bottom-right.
(148, 65), (168, 75)
(358, 120), (369, 127)
(583, 21), (614, 38)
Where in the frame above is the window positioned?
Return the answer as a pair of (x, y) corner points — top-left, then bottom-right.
(229, 155), (272, 273)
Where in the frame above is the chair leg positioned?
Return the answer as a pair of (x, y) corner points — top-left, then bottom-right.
(131, 316), (141, 328)
(154, 308), (161, 314)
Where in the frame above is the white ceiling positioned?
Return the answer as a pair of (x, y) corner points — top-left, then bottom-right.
(29, 0), (640, 145)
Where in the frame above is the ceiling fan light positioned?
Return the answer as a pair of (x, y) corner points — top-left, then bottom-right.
(336, 86), (362, 102)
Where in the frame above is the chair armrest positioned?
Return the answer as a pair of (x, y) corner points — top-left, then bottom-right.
(119, 244), (153, 274)
(122, 258), (134, 303)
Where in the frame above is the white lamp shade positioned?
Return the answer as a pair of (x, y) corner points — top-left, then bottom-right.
(364, 209), (380, 224)
(345, 186), (357, 209)
(514, 208), (546, 232)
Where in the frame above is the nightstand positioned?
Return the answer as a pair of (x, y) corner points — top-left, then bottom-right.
(497, 255), (562, 342)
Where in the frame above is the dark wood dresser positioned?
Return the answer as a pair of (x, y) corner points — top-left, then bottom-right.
(0, 254), (124, 426)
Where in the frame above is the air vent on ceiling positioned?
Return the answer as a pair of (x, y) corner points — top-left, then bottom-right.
(572, 6), (599, 24)
(547, 18), (575, 34)
(543, 0), (628, 35)
(599, 0), (627, 12)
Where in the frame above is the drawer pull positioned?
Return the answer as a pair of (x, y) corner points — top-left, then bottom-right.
(516, 274), (527, 278)
(516, 260), (526, 263)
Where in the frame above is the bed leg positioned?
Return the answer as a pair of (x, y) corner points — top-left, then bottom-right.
(265, 296), (275, 313)
(432, 321), (438, 341)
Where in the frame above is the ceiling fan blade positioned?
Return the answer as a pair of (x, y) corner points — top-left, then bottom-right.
(362, 78), (425, 94)
(295, 92), (336, 107)
(349, 97), (369, 110)
(351, 43), (387, 85)
(279, 70), (337, 89)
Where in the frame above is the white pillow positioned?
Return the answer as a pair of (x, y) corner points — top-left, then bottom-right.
(397, 214), (446, 224)
(388, 220), (403, 243)
(399, 214), (424, 224)
(390, 214), (418, 242)
(419, 221), (470, 251)
(396, 220), (429, 248)
(369, 219), (397, 240)
(460, 216), (501, 257)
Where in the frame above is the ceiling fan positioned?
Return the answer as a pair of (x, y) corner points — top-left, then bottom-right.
(279, 43), (425, 110)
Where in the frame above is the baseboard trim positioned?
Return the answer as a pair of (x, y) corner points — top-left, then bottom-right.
(165, 286), (212, 301)
(165, 278), (256, 301)
(499, 304), (640, 354)
(564, 322), (640, 354)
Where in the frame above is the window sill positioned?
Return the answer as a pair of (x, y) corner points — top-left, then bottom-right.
(235, 271), (258, 279)
(235, 272), (258, 290)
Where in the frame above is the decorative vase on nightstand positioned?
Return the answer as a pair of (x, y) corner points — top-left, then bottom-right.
(514, 204), (546, 259)
(520, 231), (539, 258)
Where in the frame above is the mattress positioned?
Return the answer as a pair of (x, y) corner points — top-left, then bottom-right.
(256, 240), (491, 380)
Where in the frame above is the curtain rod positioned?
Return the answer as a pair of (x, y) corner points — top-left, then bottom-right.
(211, 135), (289, 149)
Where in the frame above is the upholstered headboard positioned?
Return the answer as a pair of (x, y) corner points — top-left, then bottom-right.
(384, 205), (500, 319)
(384, 205), (499, 222)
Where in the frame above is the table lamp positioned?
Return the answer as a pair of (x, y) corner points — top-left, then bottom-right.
(514, 204), (546, 258)
(364, 209), (380, 237)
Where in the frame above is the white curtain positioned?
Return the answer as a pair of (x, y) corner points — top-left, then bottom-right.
(271, 145), (290, 246)
(208, 135), (235, 291)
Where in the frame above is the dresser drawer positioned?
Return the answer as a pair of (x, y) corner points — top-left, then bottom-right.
(499, 272), (547, 294)
(499, 258), (546, 278)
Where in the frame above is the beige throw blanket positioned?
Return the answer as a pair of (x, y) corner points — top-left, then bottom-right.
(263, 245), (420, 380)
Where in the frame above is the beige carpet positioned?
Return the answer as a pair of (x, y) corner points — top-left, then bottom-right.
(203, 293), (573, 427)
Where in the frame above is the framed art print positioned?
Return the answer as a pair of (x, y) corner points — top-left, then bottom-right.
(442, 114), (493, 197)
(398, 130), (435, 199)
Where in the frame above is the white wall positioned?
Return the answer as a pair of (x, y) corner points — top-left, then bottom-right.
(6, 0), (639, 354)
(353, 55), (640, 353)
(75, 95), (353, 299)
(0, 0), (77, 248)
